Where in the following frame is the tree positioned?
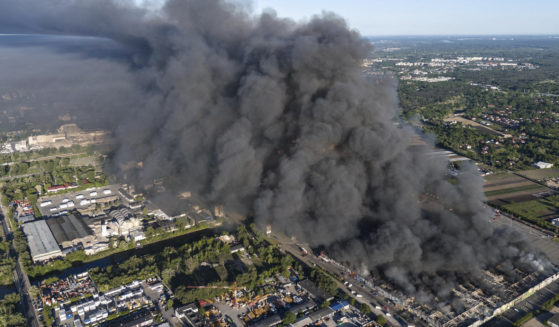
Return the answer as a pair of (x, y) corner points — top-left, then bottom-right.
(359, 303), (371, 315)
(28, 285), (40, 300)
(283, 312), (297, 325)
(376, 315), (386, 326)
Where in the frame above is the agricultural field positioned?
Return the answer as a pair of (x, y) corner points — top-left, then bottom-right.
(483, 172), (550, 205)
(483, 172), (559, 233)
(517, 168), (559, 181)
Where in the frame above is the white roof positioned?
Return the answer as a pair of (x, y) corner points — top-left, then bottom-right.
(22, 220), (61, 260)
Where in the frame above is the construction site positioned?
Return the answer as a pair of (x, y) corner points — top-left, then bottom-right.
(179, 279), (372, 327)
(173, 280), (313, 327)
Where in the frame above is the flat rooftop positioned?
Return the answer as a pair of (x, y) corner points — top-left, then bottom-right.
(22, 220), (61, 259)
(47, 214), (93, 245)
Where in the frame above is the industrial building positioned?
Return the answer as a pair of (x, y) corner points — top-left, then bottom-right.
(47, 214), (96, 249)
(22, 220), (63, 262)
(27, 124), (107, 150)
(104, 207), (142, 237)
(117, 186), (143, 209)
(175, 303), (208, 327)
(146, 190), (214, 224)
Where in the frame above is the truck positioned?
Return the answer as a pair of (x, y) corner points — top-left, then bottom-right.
(40, 201), (52, 207)
(298, 246), (309, 256)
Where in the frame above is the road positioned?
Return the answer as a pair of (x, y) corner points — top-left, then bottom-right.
(141, 281), (182, 327)
(0, 199), (40, 327)
(269, 232), (403, 327)
(0, 172), (42, 181)
(221, 211), (404, 326)
(0, 152), (86, 166)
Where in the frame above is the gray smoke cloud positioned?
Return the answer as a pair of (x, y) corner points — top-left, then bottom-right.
(0, 0), (548, 304)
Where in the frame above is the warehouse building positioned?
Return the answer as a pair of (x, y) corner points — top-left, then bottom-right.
(22, 220), (63, 262)
(47, 214), (96, 249)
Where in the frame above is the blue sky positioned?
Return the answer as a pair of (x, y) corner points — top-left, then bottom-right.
(255, 0), (559, 36)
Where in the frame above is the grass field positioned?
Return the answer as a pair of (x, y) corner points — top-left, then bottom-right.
(498, 194), (559, 233)
(503, 199), (556, 221)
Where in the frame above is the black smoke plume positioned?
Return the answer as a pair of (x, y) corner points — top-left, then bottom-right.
(0, 0), (548, 303)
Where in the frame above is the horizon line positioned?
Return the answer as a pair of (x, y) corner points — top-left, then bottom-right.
(364, 33), (559, 38)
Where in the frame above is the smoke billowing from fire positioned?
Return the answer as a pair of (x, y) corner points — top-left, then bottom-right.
(0, 0), (548, 303)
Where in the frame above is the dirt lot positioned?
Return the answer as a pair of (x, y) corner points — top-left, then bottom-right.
(445, 116), (506, 136)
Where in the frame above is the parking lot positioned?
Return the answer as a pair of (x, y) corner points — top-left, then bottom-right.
(38, 185), (120, 217)
(492, 213), (559, 265)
